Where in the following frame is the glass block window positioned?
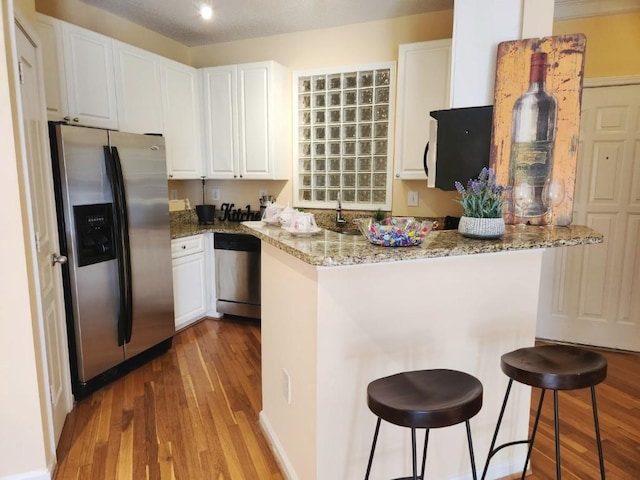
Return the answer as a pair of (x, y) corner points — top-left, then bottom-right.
(293, 63), (396, 210)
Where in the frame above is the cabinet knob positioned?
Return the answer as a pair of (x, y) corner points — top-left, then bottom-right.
(395, 173), (400, 178)
(239, 174), (243, 178)
(168, 174), (173, 178)
(233, 174), (237, 178)
(181, 245), (186, 249)
(63, 116), (70, 121)
(73, 117), (79, 123)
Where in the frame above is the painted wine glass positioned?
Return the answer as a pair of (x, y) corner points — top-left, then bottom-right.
(542, 178), (566, 226)
(513, 180), (535, 227)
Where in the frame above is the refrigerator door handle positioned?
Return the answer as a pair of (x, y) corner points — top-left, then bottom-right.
(104, 146), (133, 346)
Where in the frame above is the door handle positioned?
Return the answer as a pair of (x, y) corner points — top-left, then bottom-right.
(51, 254), (68, 266)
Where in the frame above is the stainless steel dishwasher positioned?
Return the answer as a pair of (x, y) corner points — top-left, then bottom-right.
(214, 233), (261, 319)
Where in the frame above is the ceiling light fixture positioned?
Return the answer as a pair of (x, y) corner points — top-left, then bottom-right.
(200, 3), (213, 20)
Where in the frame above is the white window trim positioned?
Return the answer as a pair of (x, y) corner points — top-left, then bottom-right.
(292, 62), (396, 211)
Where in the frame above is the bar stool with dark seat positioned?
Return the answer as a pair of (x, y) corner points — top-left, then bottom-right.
(481, 344), (607, 480)
(364, 369), (483, 480)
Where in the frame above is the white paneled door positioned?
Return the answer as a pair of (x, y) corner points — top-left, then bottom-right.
(16, 22), (72, 445)
(538, 82), (640, 351)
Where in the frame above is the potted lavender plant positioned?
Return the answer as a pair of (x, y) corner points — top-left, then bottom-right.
(455, 167), (507, 239)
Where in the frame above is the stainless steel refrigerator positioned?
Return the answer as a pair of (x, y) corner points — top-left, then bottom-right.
(49, 123), (174, 398)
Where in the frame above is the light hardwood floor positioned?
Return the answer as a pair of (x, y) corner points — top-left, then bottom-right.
(54, 318), (639, 479)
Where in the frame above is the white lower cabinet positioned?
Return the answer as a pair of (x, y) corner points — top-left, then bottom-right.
(171, 235), (207, 330)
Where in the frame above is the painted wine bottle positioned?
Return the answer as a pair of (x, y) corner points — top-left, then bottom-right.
(508, 51), (558, 225)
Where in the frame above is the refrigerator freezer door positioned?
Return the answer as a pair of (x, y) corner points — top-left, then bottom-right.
(109, 131), (174, 359)
(54, 124), (124, 382)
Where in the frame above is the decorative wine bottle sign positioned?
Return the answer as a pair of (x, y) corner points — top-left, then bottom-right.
(508, 52), (558, 224)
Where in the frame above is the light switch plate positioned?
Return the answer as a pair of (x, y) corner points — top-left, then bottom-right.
(170, 189), (178, 200)
(210, 188), (220, 201)
(408, 191), (419, 207)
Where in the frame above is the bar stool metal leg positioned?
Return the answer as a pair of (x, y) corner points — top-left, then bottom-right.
(364, 420), (431, 480)
(420, 429), (429, 480)
(481, 379), (513, 480)
(411, 428), (418, 480)
(520, 389), (547, 480)
(364, 418), (381, 480)
(554, 390), (562, 479)
(591, 386), (606, 480)
(465, 420), (478, 480)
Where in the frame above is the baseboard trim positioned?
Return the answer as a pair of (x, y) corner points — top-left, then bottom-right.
(259, 411), (299, 480)
(0, 470), (50, 480)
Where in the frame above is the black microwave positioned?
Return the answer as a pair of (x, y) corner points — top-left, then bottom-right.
(425, 105), (493, 191)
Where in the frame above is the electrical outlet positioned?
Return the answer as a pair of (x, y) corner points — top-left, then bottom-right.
(282, 368), (291, 404)
(408, 191), (419, 207)
(210, 188), (220, 201)
(170, 189), (178, 200)
(259, 189), (268, 198)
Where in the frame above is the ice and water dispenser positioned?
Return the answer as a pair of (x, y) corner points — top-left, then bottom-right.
(73, 203), (116, 267)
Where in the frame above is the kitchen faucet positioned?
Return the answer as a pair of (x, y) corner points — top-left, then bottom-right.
(336, 194), (347, 228)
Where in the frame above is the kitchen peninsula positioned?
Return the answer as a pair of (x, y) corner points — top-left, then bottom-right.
(242, 222), (602, 480)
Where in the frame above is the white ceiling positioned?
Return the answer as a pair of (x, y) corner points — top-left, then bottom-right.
(82, 0), (454, 47)
(82, 0), (640, 48)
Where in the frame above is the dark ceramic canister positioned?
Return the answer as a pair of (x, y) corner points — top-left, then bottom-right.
(196, 204), (215, 225)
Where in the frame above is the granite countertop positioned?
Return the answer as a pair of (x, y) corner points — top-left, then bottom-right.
(170, 210), (603, 268)
(239, 221), (603, 267)
(170, 210), (249, 238)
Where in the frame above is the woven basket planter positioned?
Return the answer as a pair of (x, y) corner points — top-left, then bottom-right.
(458, 216), (505, 239)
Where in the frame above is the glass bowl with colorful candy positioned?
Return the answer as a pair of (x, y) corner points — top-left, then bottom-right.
(356, 217), (433, 247)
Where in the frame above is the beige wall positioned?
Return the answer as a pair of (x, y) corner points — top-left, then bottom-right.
(34, 0), (190, 63)
(190, 11), (453, 68)
(189, 10), (461, 217)
(1, 0), (50, 477)
(554, 12), (640, 78)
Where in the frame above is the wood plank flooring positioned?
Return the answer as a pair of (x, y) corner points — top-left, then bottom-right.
(54, 318), (283, 480)
(54, 319), (639, 479)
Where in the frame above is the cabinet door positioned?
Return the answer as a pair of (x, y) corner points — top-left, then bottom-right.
(113, 41), (163, 135)
(35, 14), (68, 121)
(394, 40), (451, 180)
(172, 252), (207, 330)
(237, 63), (271, 179)
(203, 65), (238, 179)
(60, 22), (118, 129)
(162, 60), (203, 179)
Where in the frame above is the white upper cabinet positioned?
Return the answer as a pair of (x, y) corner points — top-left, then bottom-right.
(35, 14), (68, 122)
(60, 21), (119, 129)
(202, 66), (237, 178)
(37, 14), (119, 129)
(113, 40), (163, 135)
(203, 61), (290, 180)
(162, 60), (203, 179)
(394, 39), (451, 180)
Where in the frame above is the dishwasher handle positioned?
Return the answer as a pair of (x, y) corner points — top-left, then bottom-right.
(214, 233), (261, 252)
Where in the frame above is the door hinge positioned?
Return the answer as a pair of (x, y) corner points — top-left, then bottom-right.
(18, 60), (25, 85)
(49, 384), (55, 404)
(34, 231), (40, 253)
